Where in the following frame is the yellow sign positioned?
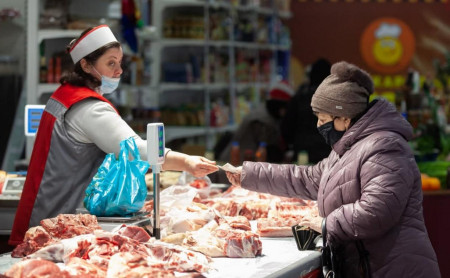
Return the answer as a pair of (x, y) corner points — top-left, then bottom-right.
(360, 18), (415, 74)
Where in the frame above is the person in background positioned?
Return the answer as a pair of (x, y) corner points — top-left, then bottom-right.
(226, 61), (440, 277)
(218, 81), (294, 164)
(9, 25), (218, 245)
(281, 58), (331, 164)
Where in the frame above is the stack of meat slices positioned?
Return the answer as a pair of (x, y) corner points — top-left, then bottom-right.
(162, 215), (262, 258)
(11, 214), (101, 258)
(198, 185), (319, 237)
(6, 222), (211, 277)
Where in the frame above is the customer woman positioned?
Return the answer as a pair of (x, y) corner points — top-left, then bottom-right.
(226, 61), (440, 277)
(9, 25), (218, 245)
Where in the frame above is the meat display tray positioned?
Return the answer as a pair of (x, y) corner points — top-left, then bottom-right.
(75, 208), (150, 223)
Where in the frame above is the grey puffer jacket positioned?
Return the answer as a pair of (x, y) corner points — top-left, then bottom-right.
(241, 99), (440, 278)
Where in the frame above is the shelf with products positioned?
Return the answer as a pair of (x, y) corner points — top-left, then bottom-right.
(145, 0), (291, 152)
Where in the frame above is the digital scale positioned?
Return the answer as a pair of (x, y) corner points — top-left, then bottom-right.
(147, 123), (165, 240)
(74, 123), (166, 236)
(2, 177), (26, 195)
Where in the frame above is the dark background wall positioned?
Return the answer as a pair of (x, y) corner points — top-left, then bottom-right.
(286, 2), (450, 75)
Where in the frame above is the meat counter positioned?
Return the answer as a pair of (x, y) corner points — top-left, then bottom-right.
(0, 237), (321, 278)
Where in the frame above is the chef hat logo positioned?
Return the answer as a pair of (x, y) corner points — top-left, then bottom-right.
(375, 23), (401, 39)
(69, 25), (118, 64)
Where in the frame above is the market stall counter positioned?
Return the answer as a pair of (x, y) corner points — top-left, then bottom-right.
(0, 237), (321, 278)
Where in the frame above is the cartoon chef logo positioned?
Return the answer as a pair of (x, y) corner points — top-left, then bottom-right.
(373, 23), (402, 66)
(360, 18), (415, 74)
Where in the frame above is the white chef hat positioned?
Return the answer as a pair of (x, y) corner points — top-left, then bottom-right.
(69, 25), (118, 64)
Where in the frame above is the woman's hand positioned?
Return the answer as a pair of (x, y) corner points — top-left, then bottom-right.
(225, 166), (242, 186)
(298, 214), (323, 233)
(184, 156), (218, 177)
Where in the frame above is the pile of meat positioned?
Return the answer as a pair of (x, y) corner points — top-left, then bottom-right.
(11, 214), (101, 258)
(5, 220), (210, 278)
(4, 182), (318, 277)
(142, 184), (317, 258)
(204, 185), (318, 237)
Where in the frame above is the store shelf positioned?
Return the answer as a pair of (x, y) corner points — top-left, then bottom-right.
(161, 39), (288, 50)
(160, 83), (206, 91)
(165, 124), (237, 142)
(236, 82), (270, 91)
(278, 10), (293, 19)
(38, 83), (59, 97)
(149, 0), (292, 150)
(38, 29), (83, 44)
(160, 82), (230, 91)
(161, 39), (208, 47)
(160, 0), (205, 8)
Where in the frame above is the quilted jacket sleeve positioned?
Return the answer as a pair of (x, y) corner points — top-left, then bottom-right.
(326, 135), (417, 242)
(240, 158), (328, 200)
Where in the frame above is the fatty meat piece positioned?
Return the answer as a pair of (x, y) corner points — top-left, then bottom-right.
(106, 252), (175, 278)
(114, 225), (152, 242)
(145, 241), (212, 273)
(4, 258), (71, 278)
(11, 226), (54, 258)
(62, 257), (106, 277)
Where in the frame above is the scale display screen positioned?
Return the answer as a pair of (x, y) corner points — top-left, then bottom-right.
(158, 125), (164, 158)
(147, 123), (165, 165)
(25, 105), (45, 136)
(3, 177), (26, 194)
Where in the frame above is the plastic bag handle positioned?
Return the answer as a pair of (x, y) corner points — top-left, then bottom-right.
(120, 137), (141, 162)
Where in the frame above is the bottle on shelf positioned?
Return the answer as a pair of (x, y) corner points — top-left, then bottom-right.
(54, 56), (62, 83)
(255, 141), (267, 162)
(47, 57), (54, 83)
(230, 141), (241, 166)
(39, 56), (47, 83)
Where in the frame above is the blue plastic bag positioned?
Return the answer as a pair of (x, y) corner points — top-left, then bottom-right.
(84, 137), (150, 216)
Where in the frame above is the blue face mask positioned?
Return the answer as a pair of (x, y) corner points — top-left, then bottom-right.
(317, 120), (346, 147)
(93, 67), (120, 95)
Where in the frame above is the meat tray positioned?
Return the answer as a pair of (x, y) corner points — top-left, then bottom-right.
(75, 208), (150, 223)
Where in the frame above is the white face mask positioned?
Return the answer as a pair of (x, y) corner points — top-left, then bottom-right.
(93, 67), (120, 95)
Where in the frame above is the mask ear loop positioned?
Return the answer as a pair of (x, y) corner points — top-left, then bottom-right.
(91, 66), (103, 80)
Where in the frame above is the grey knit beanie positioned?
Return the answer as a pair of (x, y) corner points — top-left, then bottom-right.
(311, 61), (374, 119)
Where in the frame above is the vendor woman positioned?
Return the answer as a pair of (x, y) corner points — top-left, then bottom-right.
(9, 25), (218, 245)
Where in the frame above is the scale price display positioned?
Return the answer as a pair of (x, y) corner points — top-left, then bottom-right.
(147, 123), (165, 165)
(3, 177), (26, 194)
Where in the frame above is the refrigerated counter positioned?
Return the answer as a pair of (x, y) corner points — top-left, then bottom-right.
(0, 236), (321, 278)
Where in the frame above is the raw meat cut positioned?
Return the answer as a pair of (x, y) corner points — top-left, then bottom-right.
(257, 217), (301, 237)
(4, 258), (71, 278)
(11, 214), (101, 258)
(41, 214), (100, 239)
(115, 225), (152, 243)
(214, 225), (262, 258)
(219, 216), (251, 231)
(106, 252), (175, 278)
(11, 226), (54, 258)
